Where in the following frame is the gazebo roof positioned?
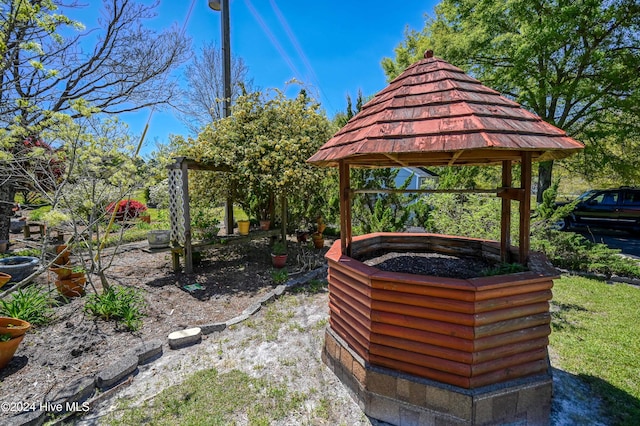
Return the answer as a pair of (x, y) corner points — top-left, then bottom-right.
(308, 51), (584, 168)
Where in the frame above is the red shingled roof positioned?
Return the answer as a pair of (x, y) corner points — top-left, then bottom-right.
(308, 52), (583, 167)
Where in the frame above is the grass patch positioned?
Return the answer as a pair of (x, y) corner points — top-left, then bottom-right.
(107, 369), (306, 425)
(551, 275), (640, 425)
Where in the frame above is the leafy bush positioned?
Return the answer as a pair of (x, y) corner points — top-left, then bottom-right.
(0, 248), (41, 259)
(270, 268), (288, 284)
(84, 286), (146, 331)
(531, 230), (640, 278)
(106, 200), (148, 221)
(0, 287), (56, 325)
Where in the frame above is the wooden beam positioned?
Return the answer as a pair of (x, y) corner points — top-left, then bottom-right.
(339, 161), (352, 256)
(353, 188), (497, 195)
(500, 160), (512, 263)
(280, 195), (287, 243)
(519, 152), (532, 265)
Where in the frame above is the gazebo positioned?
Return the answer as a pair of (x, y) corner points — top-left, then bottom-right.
(308, 51), (583, 425)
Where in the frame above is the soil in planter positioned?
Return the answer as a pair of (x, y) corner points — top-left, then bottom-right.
(359, 251), (495, 279)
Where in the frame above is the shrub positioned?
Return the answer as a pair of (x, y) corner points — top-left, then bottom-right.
(84, 286), (146, 331)
(270, 268), (288, 284)
(0, 287), (56, 325)
(106, 200), (147, 221)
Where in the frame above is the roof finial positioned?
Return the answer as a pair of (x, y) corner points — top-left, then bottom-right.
(424, 50), (434, 59)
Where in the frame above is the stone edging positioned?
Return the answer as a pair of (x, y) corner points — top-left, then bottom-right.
(558, 268), (640, 287)
(5, 265), (328, 426)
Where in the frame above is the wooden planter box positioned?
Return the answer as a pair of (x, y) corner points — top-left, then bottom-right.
(324, 233), (558, 390)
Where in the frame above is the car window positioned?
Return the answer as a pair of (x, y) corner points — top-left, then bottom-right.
(623, 191), (640, 206)
(589, 192), (618, 205)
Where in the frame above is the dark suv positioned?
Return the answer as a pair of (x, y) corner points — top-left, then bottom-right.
(559, 187), (640, 233)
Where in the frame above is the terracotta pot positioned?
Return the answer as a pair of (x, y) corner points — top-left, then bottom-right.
(0, 334), (25, 370)
(312, 237), (325, 249)
(50, 266), (84, 280)
(0, 317), (30, 339)
(271, 253), (287, 269)
(237, 220), (250, 236)
(0, 272), (10, 289)
(55, 276), (86, 298)
(259, 220), (271, 230)
(140, 215), (151, 224)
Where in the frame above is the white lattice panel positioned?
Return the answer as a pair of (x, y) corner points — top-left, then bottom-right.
(168, 169), (185, 245)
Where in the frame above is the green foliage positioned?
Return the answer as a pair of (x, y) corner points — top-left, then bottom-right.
(270, 268), (288, 284)
(271, 241), (287, 255)
(0, 287), (56, 325)
(482, 263), (527, 276)
(0, 334), (11, 342)
(421, 193), (507, 241)
(184, 88), (336, 230)
(191, 206), (221, 241)
(382, 0), (640, 189)
(0, 248), (41, 259)
(351, 168), (413, 234)
(84, 286), (146, 331)
(531, 230), (640, 278)
(26, 205), (51, 221)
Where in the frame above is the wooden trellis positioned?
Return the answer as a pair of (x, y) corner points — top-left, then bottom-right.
(166, 156), (286, 273)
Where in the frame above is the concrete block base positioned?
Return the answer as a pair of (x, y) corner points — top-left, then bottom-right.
(322, 328), (552, 426)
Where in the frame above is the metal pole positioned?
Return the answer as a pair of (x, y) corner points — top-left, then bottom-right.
(219, 0), (234, 234)
(221, 0), (231, 119)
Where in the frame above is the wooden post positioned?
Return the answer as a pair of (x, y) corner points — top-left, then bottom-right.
(224, 196), (234, 236)
(181, 160), (193, 273)
(519, 152), (532, 265)
(339, 161), (352, 256)
(500, 160), (512, 263)
(280, 195), (287, 243)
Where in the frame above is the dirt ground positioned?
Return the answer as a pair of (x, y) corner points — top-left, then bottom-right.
(0, 236), (607, 425)
(0, 236), (328, 422)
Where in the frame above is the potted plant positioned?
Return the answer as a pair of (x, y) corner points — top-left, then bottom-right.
(311, 217), (327, 249)
(0, 317), (30, 370)
(271, 241), (288, 268)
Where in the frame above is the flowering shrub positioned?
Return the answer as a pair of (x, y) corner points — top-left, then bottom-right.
(106, 200), (147, 221)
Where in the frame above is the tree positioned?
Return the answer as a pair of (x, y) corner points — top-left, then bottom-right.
(334, 91), (414, 234)
(184, 88), (336, 230)
(382, 0), (640, 202)
(178, 42), (253, 134)
(0, 0), (190, 242)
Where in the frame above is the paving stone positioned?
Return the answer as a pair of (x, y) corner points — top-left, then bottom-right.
(130, 339), (163, 364)
(95, 354), (139, 390)
(200, 322), (226, 335)
(4, 409), (45, 426)
(50, 375), (95, 406)
(226, 314), (249, 326)
(258, 291), (276, 304)
(168, 327), (202, 349)
(274, 285), (286, 296)
(242, 302), (261, 316)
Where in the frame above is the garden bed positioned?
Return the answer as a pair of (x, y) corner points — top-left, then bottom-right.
(0, 237), (327, 421)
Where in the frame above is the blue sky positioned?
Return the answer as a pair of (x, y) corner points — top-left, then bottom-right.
(75, 1), (438, 156)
